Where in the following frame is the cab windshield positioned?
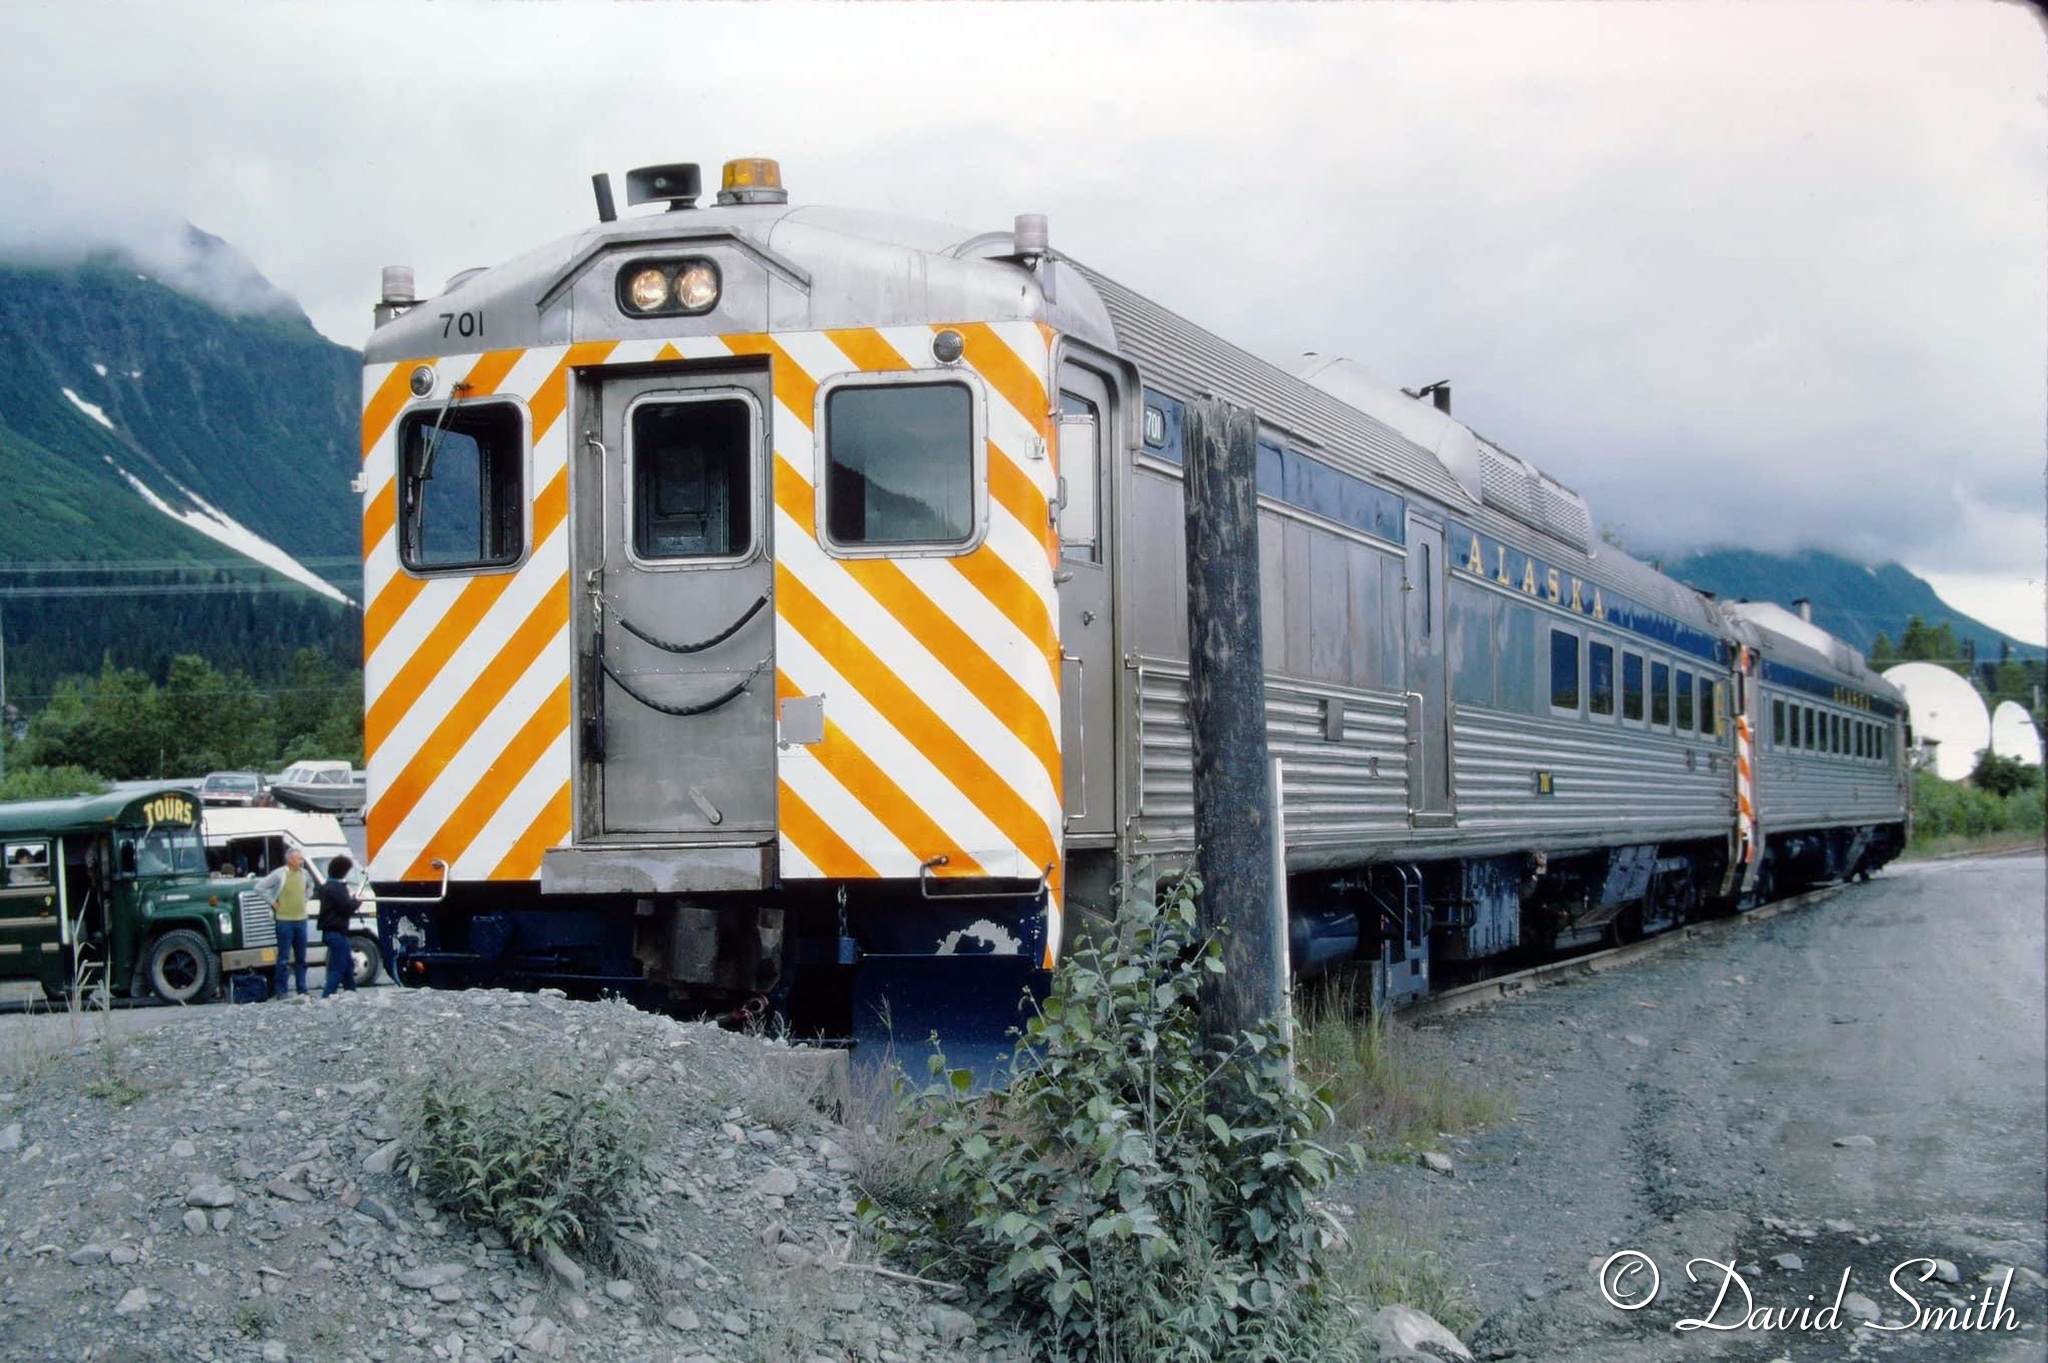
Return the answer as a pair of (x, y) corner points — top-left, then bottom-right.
(117, 824), (210, 878)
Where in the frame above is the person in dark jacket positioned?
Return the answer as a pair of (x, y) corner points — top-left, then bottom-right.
(316, 855), (360, 998)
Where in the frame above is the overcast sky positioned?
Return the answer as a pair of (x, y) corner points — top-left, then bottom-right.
(3, 0), (2043, 642)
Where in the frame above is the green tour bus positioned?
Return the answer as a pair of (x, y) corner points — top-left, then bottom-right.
(0, 786), (277, 1004)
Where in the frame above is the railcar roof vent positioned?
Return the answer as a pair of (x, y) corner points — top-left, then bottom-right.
(1291, 354), (1483, 503)
(626, 163), (702, 211)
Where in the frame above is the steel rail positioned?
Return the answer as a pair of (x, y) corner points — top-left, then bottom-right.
(1401, 881), (1850, 1023)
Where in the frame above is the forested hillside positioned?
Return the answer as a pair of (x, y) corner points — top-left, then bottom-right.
(0, 234), (359, 573)
(1656, 547), (2041, 665)
(0, 231), (363, 710)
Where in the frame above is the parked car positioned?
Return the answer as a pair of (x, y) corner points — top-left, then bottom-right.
(199, 771), (272, 808)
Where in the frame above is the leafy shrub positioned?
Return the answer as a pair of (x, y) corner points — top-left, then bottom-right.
(0, 764), (108, 802)
(1971, 750), (2042, 799)
(876, 875), (1366, 1362)
(399, 1032), (654, 1259)
(1911, 768), (2046, 847)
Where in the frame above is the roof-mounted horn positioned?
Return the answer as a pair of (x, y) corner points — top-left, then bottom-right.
(625, 163), (702, 211)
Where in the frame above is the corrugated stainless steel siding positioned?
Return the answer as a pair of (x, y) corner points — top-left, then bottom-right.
(1132, 662), (1411, 858)
(1753, 753), (1906, 830)
(1453, 708), (1732, 843)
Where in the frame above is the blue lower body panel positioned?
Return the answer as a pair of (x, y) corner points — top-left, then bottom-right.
(850, 953), (1050, 1088)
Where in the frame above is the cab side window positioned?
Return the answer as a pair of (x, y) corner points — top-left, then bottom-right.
(398, 402), (526, 571)
(823, 381), (978, 549)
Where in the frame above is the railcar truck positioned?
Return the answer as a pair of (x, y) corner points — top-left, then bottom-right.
(0, 787), (276, 1005)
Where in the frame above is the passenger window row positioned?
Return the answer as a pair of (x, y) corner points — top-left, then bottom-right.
(1769, 697), (1888, 762)
(1547, 629), (1722, 736)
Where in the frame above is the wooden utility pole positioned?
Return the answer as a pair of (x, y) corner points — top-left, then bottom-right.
(1181, 398), (1285, 1052)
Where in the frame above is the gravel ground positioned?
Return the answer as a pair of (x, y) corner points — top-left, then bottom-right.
(1344, 852), (2048, 1362)
(0, 986), (1019, 1363)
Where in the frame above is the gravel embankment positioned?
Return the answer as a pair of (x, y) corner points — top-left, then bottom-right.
(0, 988), (1016, 1363)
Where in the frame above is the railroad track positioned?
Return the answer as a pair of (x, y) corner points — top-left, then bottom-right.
(1403, 881), (1849, 1023)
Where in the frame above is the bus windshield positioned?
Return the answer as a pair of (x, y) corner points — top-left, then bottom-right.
(118, 824), (210, 878)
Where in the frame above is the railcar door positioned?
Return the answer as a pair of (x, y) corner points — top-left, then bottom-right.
(1403, 512), (1454, 825)
(576, 370), (776, 839)
(1055, 359), (1117, 840)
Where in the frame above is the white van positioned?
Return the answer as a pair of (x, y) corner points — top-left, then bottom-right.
(201, 807), (381, 985)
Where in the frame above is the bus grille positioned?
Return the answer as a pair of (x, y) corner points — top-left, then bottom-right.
(238, 892), (278, 950)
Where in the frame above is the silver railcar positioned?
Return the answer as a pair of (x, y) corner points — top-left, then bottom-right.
(360, 157), (1907, 1050)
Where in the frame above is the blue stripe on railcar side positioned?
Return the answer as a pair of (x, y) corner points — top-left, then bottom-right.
(1760, 659), (1901, 718)
(1143, 387), (1407, 547)
(1447, 521), (1727, 666)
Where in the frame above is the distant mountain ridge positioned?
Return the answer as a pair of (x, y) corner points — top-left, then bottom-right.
(1655, 547), (2042, 664)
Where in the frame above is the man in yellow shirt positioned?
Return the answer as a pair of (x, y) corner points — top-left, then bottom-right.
(256, 847), (316, 999)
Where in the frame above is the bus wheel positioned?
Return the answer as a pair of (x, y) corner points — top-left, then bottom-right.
(349, 933), (384, 987)
(145, 930), (220, 1005)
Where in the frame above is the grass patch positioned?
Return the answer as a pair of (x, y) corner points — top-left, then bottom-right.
(1322, 1200), (1475, 1333)
(742, 1045), (845, 1133)
(1294, 981), (1510, 1152)
(1904, 830), (2044, 861)
(234, 1300), (279, 1338)
(840, 1059), (950, 1215)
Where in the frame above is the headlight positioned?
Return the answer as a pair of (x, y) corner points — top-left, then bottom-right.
(674, 262), (719, 311)
(626, 267), (670, 312)
(616, 257), (722, 317)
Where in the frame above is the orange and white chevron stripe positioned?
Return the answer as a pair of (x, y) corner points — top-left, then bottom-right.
(1734, 648), (1757, 865)
(360, 324), (1064, 957)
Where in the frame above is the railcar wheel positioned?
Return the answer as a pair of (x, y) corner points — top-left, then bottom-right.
(145, 929), (221, 1005)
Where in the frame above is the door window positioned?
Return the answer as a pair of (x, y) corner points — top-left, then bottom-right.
(630, 397), (753, 561)
(1056, 392), (1100, 563)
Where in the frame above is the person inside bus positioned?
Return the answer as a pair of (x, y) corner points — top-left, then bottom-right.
(8, 844), (49, 885)
(256, 846), (316, 999)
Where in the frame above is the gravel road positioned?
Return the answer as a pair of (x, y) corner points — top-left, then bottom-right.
(1348, 851), (2047, 1362)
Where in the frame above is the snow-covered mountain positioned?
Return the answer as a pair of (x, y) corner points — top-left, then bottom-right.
(0, 232), (359, 596)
